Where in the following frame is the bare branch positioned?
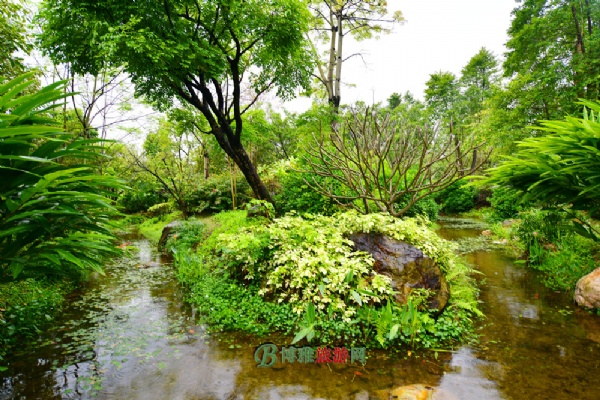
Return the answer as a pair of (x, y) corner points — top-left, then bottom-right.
(302, 108), (489, 217)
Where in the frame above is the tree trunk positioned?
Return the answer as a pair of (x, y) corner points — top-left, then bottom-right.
(203, 151), (210, 180)
(229, 140), (273, 204)
(451, 118), (464, 177)
(332, 12), (344, 113)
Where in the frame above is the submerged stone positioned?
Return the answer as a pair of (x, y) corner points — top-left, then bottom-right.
(349, 233), (449, 312)
(374, 384), (457, 400)
(574, 267), (600, 309)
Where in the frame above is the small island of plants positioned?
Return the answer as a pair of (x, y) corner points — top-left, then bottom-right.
(167, 208), (481, 350)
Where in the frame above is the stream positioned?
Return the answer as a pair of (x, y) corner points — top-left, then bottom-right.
(1, 219), (600, 399)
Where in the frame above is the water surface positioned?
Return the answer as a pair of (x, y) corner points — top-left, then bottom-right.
(1, 221), (599, 399)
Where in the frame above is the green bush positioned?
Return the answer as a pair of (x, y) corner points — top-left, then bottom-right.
(437, 180), (476, 214)
(274, 169), (342, 215)
(527, 235), (597, 291)
(118, 179), (167, 213)
(488, 187), (526, 221)
(515, 209), (597, 291)
(175, 250), (298, 336)
(397, 194), (441, 221)
(184, 174), (251, 214)
(165, 219), (207, 251)
(482, 100), (600, 238)
(516, 209), (569, 250)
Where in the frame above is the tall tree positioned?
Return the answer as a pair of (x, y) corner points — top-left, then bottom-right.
(37, 0), (314, 205)
(308, 0), (403, 111)
(503, 0), (600, 121)
(460, 47), (499, 119)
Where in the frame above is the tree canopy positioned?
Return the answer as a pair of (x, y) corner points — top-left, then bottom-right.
(503, 0), (600, 121)
(37, 0), (315, 203)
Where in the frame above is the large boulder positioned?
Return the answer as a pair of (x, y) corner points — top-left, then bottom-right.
(574, 267), (600, 309)
(158, 221), (182, 253)
(349, 233), (449, 312)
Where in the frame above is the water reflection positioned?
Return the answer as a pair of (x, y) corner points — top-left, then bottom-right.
(438, 347), (502, 400)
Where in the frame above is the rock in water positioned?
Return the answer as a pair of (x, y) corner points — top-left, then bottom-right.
(574, 267), (600, 309)
(374, 384), (458, 400)
(158, 221), (182, 253)
(349, 233), (449, 312)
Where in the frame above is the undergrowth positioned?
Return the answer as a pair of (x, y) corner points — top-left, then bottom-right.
(0, 278), (75, 369)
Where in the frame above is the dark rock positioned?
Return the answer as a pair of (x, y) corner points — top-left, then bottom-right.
(158, 221), (182, 253)
(349, 233), (449, 312)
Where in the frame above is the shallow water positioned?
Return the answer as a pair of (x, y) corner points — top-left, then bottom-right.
(1, 221), (599, 399)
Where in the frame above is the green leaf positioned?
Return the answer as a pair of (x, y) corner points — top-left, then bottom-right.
(351, 290), (362, 306)
(291, 327), (312, 344)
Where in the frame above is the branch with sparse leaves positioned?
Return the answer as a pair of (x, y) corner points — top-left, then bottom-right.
(302, 108), (489, 217)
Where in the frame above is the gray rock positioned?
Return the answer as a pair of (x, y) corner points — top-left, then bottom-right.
(349, 233), (449, 312)
(574, 267), (600, 309)
(158, 221), (182, 253)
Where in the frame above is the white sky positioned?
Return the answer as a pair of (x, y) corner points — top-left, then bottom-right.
(283, 0), (517, 112)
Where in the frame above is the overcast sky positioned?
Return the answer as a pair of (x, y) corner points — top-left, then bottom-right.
(283, 0), (517, 112)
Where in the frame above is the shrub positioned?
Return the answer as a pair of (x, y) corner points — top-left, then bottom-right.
(482, 100), (600, 238)
(527, 235), (597, 291)
(488, 187), (525, 221)
(515, 209), (597, 291)
(0, 278), (75, 362)
(165, 219), (207, 251)
(274, 169), (342, 215)
(437, 179), (477, 214)
(118, 179), (167, 213)
(397, 194), (441, 221)
(516, 209), (569, 250)
(184, 174), (251, 214)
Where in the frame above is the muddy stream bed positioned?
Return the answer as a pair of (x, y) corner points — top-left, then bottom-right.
(1, 219), (600, 399)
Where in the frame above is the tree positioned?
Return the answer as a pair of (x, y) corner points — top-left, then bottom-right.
(503, 0), (600, 122)
(38, 0), (314, 205)
(308, 0), (403, 111)
(130, 117), (207, 218)
(0, 73), (123, 279)
(460, 47), (499, 119)
(424, 72), (460, 122)
(0, 0), (31, 78)
(302, 107), (487, 217)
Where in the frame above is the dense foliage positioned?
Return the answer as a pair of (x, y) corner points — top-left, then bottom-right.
(515, 209), (598, 291)
(437, 180), (477, 214)
(0, 74), (124, 279)
(483, 100), (600, 236)
(0, 278), (74, 364)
